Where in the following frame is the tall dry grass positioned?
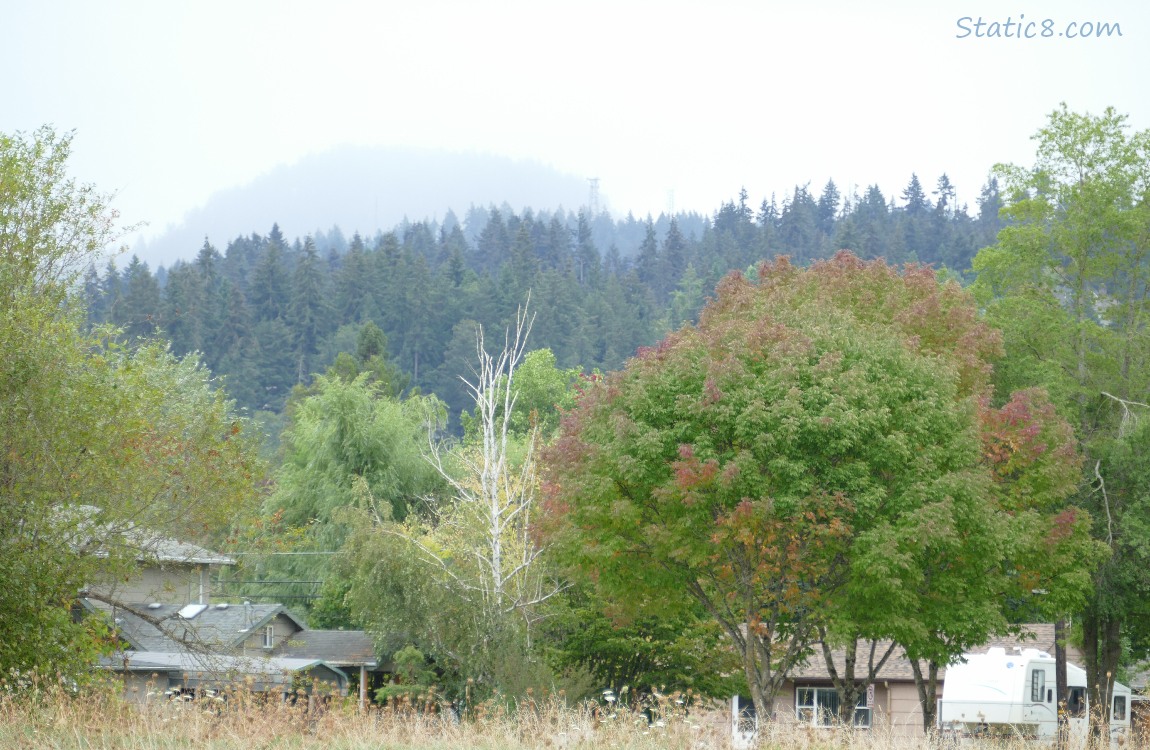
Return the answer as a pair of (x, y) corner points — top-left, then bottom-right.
(2, 677), (1146, 750)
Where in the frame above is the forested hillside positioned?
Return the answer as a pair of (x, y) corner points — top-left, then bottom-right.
(12, 105), (1150, 730)
(83, 175), (1004, 427)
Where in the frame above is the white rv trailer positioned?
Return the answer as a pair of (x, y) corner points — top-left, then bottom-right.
(939, 647), (1131, 744)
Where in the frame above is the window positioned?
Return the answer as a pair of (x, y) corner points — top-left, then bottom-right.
(796, 687), (871, 728)
(1066, 687), (1087, 718)
(1114, 695), (1127, 722)
(263, 624), (275, 649)
(733, 695), (757, 734)
(1030, 669), (1046, 702)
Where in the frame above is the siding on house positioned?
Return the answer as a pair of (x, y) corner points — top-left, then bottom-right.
(765, 625), (1075, 737)
(89, 564), (213, 605)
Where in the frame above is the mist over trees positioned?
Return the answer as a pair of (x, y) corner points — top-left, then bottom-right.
(17, 104), (1150, 735)
(83, 174), (1004, 430)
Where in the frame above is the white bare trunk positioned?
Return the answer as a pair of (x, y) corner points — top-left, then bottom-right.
(417, 298), (564, 626)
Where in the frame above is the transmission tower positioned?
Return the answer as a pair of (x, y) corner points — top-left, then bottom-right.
(587, 177), (600, 217)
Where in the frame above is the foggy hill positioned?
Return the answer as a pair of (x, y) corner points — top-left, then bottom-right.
(130, 146), (591, 268)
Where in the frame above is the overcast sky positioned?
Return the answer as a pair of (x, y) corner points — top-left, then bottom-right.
(4, 0), (1148, 251)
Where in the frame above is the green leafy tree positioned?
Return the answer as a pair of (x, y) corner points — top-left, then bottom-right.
(544, 585), (743, 699)
(460, 347), (580, 442)
(543, 253), (1094, 722)
(1, 126), (263, 683)
(971, 104), (1150, 724)
(254, 373), (444, 619)
(267, 373), (443, 530)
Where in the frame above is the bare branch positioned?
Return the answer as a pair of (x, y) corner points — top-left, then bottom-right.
(1093, 459), (1115, 547)
(1102, 391), (1150, 438)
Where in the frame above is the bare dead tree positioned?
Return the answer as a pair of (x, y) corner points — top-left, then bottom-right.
(383, 299), (565, 639)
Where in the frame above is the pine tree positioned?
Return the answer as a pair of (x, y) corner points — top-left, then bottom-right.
(662, 217), (687, 290)
(288, 237), (332, 380)
(635, 219), (661, 293)
(575, 210), (601, 287)
(816, 179), (841, 236)
(117, 255), (161, 339)
(249, 238), (291, 322)
(161, 263), (204, 356)
(778, 184), (819, 264)
(901, 173), (930, 215)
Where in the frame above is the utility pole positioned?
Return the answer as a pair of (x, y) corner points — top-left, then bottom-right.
(587, 177), (600, 217)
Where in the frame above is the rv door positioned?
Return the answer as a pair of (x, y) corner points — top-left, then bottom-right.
(1022, 663), (1056, 724)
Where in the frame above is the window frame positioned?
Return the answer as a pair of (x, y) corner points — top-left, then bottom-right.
(1030, 668), (1046, 703)
(263, 623), (275, 649)
(1067, 686), (1087, 718)
(1113, 695), (1127, 722)
(795, 686), (871, 728)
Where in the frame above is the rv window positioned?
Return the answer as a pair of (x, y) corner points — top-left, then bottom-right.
(1114, 695), (1127, 721)
(1066, 687), (1086, 718)
(1030, 669), (1045, 702)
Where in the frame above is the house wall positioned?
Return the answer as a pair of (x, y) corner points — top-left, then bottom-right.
(772, 681), (927, 737)
(118, 672), (161, 702)
(240, 614), (301, 653)
(884, 682), (927, 737)
(90, 564), (212, 604)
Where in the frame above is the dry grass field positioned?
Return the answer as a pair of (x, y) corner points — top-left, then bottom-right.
(2, 679), (1144, 750)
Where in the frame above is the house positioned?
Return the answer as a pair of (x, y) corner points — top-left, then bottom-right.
(71, 505), (235, 606)
(105, 650), (352, 702)
(79, 529), (381, 707)
(273, 628), (381, 707)
(86, 538), (234, 607)
(741, 625), (1083, 737)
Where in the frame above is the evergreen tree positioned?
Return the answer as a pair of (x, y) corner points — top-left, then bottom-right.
(249, 236), (291, 322)
(816, 179), (841, 236)
(117, 255), (161, 339)
(288, 237), (332, 379)
(634, 219), (662, 295)
(901, 173), (930, 215)
(161, 262), (204, 356)
(333, 233), (375, 322)
(574, 210), (601, 287)
(476, 208), (510, 274)
(778, 184), (820, 264)
(662, 216), (688, 290)
(503, 221), (539, 308)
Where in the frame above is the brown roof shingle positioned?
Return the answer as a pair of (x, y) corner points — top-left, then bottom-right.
(788, 625), (1079, 683)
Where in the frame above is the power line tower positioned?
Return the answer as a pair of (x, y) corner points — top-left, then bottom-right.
(587, 177), (600, 217)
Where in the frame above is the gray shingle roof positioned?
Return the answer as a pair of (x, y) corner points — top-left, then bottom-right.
(134, 535), (235, 566)
(64, 505), (235, 566)
(274, 629), (378, 667)
(99, 651), (349, 692)
(86, 600), (305, 652)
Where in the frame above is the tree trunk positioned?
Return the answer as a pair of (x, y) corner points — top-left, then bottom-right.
(1097, 617), (1121, 740)
(1056, 618), (1069, 750)
(1083, 610), (1100, 709)
(910, 658), (941, 733)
